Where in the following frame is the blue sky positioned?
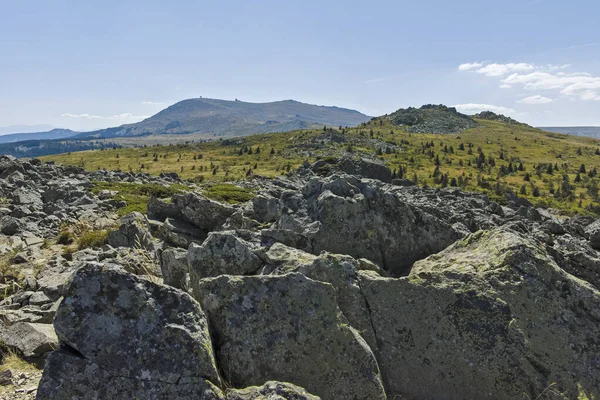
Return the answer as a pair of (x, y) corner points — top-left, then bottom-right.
(1, 0), (599, 132)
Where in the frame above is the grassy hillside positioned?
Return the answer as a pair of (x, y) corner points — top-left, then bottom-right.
(42, 118), (600, 215)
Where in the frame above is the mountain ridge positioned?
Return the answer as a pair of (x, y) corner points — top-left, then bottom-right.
(0, 128), (78, 144)
(75, 97), (371, 139)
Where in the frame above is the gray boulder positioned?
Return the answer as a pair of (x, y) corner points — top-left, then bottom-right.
(359, 228), (600, 400)
(337, 157), (392, 183)
(148, 193), (236, 234)
(194, 273), (386, 400)
(40, 350), (225, 400)
(0, 322), (57, 365)
(147, 195), (182, 222)
(585, 219), (600, 249)
(188, 232), (263, 280)
(158, 217), (204, 248)
(160, 247), (189, 289)
(275, 174), (462, 276)
(264, 244), (378, 350)
(250, 195), (280, 223)
(0, 216), (23, 235)
(37, 262), (222, 399)
(35, 257), (77, 301)
(173, 192), (236, 232)
(107, 211), (154, 250)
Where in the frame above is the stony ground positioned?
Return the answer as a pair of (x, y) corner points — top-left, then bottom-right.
(0, 369), (41, 400)
(1, 155), (600, 399)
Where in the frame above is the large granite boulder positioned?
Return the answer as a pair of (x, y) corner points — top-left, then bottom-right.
(37, 262), (222, 399)
(107, 211), (154, 250)
(150, 193), (235, 232)
(274, 174), (462, 276)
(188, 232), (263, 280)
(160, 247), (189, 289)
(0, 322), (57, 366)
(359, 228), (600, 400)
(193, 273), (386, 400)
(158, 217), (204, 248)
(264, 244), (378, 350)
(337, 157), (392, 183)
(585, 219), (600, 250)
(174, 193), (236, 232)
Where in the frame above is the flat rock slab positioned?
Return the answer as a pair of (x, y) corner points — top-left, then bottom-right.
(0, 322), (57, 364)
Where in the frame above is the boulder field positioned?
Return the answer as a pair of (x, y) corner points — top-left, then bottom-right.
(1, 156), (599, 399)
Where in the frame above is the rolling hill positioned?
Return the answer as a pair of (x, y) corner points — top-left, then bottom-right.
(75, 98), (371, 139)
(0, 128), (78, 144)
(43, 104), (600, 216)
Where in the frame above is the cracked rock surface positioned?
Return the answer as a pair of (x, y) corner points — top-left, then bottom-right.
(6, 160), (598, 400)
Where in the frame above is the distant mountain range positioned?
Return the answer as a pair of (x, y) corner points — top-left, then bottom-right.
(0, 128), (78, 144)
(75, 98), (371, 140)
(0, 98), (371, 158)
(539, 126), (600, 139)
(3, 98), (600, 159)
(0, 124), (55, 135)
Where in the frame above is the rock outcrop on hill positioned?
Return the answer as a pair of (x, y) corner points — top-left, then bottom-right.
(383, 104), (479, 134)
(2, 155), (600, 399)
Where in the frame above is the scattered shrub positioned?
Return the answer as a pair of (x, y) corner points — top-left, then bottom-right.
(77, 229), (111, 250)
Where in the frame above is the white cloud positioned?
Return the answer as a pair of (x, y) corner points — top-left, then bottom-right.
(141, 101), (167, 106)
(517, 95), (553, 104)
(458, 62), (483, 71)
(61, 113), (149, 120)
(476, 63), (534, 77)
(61, 113), (103, 119)
(459, 62), (600, 101)
(453, 103), (516, 115)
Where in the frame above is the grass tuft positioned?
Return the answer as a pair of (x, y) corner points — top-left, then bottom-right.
(203, 184), (255, 204)
(91, 182), (190, 216)
(77, 229), (111, 250)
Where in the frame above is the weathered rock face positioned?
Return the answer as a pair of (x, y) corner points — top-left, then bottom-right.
(264, 244), (378, 349)
(585, 219), (600, 249)
(174, 193), (236, 232)
(188, 232), (263, 280)
(0, 322), (57, 366)
(160, 247), (189, 289)
(39, 350), (225, 400)
(149, 193), (235, 234)
(37, 262), (222, 399)
(17, 162), (600, 400)
(194, 273), (386, 400)
(107, 211), (155, 250)
(336, 157), (392, 183)
(359, 228), (600, 400)
(158, 217), (204, 248)
(273, 174), (463, 276)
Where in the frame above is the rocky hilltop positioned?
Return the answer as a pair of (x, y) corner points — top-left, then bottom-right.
(382, 104), (479, 134)
(0, 156), (599, 399)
